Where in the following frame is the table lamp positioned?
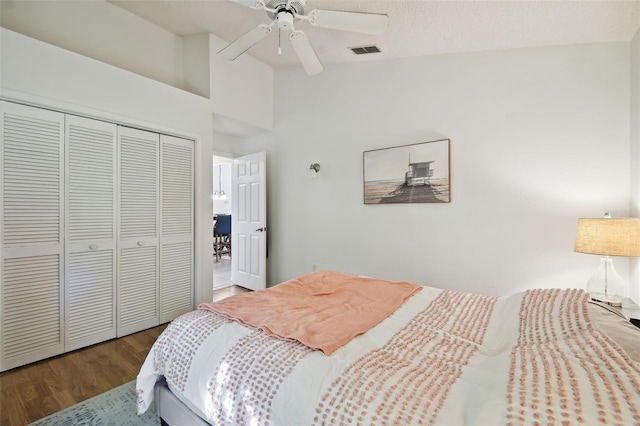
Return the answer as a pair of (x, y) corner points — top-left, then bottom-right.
(574, 214), (640, 306)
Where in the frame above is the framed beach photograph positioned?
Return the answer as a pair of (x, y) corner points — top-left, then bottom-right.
(363, 139), (450, 204)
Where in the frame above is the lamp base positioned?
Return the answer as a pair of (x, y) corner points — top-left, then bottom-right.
(589, 292), (622, 307)
(586, 256), (625, 308)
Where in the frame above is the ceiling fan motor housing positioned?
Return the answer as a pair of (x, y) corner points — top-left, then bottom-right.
(276, 10), (294, 30)
(266, 0), (306, 19)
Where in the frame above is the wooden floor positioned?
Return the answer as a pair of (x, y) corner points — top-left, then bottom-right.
(0, 285), (249, 425)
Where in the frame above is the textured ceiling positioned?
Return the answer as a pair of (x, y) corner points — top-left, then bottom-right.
(110, 0), (640, 69)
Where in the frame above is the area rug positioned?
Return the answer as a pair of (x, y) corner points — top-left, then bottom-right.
(29, 381), (160, 426)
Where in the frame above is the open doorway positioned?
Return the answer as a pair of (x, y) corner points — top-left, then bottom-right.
(212, 151), (268, 292)
(213, 155), (233, 290)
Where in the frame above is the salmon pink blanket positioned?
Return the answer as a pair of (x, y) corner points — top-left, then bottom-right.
(198, 270), (421, 355)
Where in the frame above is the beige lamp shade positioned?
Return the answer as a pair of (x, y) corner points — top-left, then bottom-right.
(574, 218), (640, 257)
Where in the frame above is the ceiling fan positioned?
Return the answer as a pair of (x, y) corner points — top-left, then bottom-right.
(218, 0), (389, 75)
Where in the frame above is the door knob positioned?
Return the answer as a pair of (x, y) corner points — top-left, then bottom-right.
(255, 227), (267, 232)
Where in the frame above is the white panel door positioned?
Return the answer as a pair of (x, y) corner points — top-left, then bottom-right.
(231, 151), (266, 291)
(64, 115), (117, 351)
(117, 126), (159, 337)
(0, 102), (65, 371)
(159, 135), (194, 323)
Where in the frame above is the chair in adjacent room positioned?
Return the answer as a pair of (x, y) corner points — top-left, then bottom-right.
(214, 214), (231, 262)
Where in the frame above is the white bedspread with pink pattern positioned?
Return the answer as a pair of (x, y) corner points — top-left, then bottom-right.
(137, 285), (640, 425)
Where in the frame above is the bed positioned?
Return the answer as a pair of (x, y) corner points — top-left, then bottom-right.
(136, 270), (640, 425)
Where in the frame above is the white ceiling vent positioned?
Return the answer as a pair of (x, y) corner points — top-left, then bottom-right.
(350, 45), (381, 55)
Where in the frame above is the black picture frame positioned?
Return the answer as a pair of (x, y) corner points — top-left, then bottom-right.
(363, 139), (451, 204)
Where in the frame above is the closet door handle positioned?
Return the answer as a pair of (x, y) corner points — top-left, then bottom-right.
(137, 241), (146, 246)
(89, 244), (98, 250)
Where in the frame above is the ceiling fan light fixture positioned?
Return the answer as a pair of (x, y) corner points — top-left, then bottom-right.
(221, 0), (389, 75)
(276, 10), (294, 31)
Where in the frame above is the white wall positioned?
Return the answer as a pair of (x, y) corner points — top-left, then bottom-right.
(183, 33), (212, 98)
(0, 1), (275, 130)
(242, 42), (632, 297)
(630, 29), (640, 303)
(0, 0), (185, 89)
(1, 5), (635, 301)
(210, 35), (274, 133)
(0, 28), (215, 304)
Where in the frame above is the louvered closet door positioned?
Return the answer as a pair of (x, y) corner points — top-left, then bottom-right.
(65, 115), (117, 351)
(117, 126), (160, 337)
(159, 135), (194, 323)
(0, 102), (65, 372)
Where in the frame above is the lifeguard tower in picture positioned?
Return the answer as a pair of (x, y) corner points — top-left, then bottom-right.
(404, 154), (434, 187)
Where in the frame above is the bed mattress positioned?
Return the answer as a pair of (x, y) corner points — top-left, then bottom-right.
(137, 278), (640, 425)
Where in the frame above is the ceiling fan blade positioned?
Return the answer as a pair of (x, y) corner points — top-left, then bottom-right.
(218, 24), (273, 60)
(289, 31), (324, 76)
(228, 0), (265, 10)
(307, 9), (388, 35)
